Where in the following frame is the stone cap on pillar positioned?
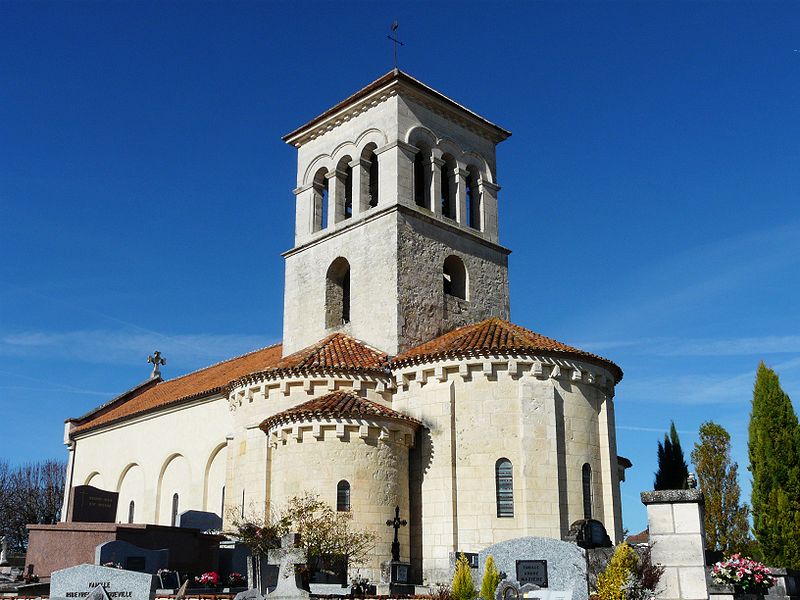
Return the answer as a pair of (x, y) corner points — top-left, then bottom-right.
(640, 489), (704, 505)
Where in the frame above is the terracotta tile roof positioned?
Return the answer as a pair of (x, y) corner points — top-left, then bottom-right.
(72, 334), (388, 436)
(259, 390), (420, 432)
(392, 317), (623, 382)
(71, 344), (284, 435)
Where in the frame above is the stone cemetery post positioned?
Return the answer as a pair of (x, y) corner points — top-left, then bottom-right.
(641, 489), (708, 600)
(0, 536), (8, 566)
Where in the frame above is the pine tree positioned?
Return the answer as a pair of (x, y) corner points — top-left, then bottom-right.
(452, 553), (477, 600)
(480, 555), (501, 600)
(748, 362), (800, 568)
(654, 421), (689, 490)
(690, 421), (750, 554)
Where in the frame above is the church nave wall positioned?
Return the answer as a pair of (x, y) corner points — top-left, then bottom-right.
(67, 395), (233, 526)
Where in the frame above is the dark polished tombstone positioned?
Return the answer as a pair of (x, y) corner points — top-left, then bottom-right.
(67, 486), (119, 523)
(564, 519), (612, 549)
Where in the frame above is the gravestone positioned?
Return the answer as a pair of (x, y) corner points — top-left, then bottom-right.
(479, 537), (587, 600)
(67, 486), (119, 523)
(157, 571), (180, 591)
(50, 563), (156, 600)
(176, 510), (222, 532)
(266, 533), (309, 600)
(233, 589), (264, 600)
(95, 541), (168, 574)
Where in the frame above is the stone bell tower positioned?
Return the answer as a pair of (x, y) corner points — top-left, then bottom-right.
(281, 70), (512, 356)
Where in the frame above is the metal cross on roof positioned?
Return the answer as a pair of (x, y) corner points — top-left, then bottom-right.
(387, 21), (404, 69)
(147, 350), (166, 379)
(386, 505), (407, 562)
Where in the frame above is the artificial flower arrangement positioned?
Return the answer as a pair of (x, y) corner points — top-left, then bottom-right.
(227, 572), (246, 587)
(195, 571), (220, 587)
(102, 562), (122, 569)
(711, 555), (775, 593)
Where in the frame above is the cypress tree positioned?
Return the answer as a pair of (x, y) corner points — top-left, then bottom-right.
(691, 421), (750, 554)
(452, 553), (477, 600)
(480, 555), (501, 600)
(748, 362), (800, 568)
(654, 421), (689, 490)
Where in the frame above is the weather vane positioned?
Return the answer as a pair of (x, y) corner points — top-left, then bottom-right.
(388, 21), (404, 69)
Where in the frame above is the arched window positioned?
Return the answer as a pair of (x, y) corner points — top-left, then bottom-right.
(127, 500), (135, 524)
(495, 458), (514, 518)
(362, 144), (379, 208)
(313, 168), (329, 232)
(336, 480), (351, 512)
(440, 158), (452, 218)
(443, 255), (467, 300)
(344, 163), (353, 219)
(466, 166), (481, 230)
(326, 257), (351, 328)
(413, 145), (430, 208)
(170, 493), (179, 527)
(582, 463), (593, 519)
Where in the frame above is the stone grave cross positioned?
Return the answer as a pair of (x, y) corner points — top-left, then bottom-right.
(0, 536), (8, 566)
(386, 505), (407, 562)
(267, 532), (309, 599)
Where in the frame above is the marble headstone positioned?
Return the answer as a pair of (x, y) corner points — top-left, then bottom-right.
(95, 541), (168, 574)
(479, 537), (587, 600)
(176, 510), (222, 531)
(50, 563), (157, 600)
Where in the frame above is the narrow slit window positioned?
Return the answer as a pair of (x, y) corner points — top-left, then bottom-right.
(128, 500), (135, 524)
(582, 463), (593, 519)
(170, 493), (179, 527)
(337, 480), (351, 512)
(496, 458), (514, 518)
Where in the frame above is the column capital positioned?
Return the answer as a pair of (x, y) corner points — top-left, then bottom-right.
(430, 156), (445, 167)
(293, 183), (315, 195)
(479, 179), (501, 192)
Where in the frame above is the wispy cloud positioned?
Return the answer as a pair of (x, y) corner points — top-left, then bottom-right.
(581, 334), (800, 357)
(0, 329), (275, 367)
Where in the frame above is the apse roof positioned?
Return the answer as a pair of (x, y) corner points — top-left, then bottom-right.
(392, 317), (623, 383)
(70, 333), (387, 436)
(259, 390), (420, 432)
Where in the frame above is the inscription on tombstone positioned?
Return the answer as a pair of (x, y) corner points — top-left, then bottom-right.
(516, 560), (548, 587)
(68, 486), (119, 523)
(50, 564), (156, 600)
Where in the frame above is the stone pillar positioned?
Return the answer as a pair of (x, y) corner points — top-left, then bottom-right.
(598, 393), (623, 542)
(375, 141), (416, 208)
(518, 378), (563, 537)
(641, 489), (708, 600)
(293, 184), (316, 243)
(479, 179), (501, 242)
(454, 168), (468, 226)
(350, 158), (366, 217)
(60, 435), (76, 523)
(327, 170), (345, 226)
(430, 157), (444, 217)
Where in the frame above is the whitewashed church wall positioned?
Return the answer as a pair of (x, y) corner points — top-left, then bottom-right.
(294, 96), (397, 188)
(397, 96), (498, 179)
(69, 395), (233, 525)
(267, 425), (412, 581)
(393, 357), (620, 583)
(282, 210), (400, 355)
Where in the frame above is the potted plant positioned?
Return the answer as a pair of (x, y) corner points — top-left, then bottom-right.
(711, 555), (775, 599)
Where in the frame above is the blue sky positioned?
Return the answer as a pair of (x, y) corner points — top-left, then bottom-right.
(1, 1), (799, 535)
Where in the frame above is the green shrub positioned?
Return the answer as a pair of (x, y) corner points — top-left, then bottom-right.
(452, 553), (477, 600)
(480, 555), (501, 600)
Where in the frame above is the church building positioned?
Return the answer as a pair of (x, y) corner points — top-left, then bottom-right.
(61, 70), (628, 583)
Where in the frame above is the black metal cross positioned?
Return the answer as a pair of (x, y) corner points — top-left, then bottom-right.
(387, 21), (404, 69)
(386, 505), (407, 562)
